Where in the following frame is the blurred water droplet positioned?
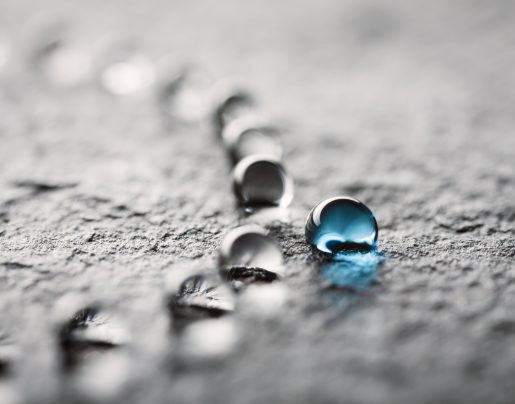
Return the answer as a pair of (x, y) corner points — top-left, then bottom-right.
(168, 274), (235, 330)
(58, 306), (129, 369)
(98, 38), (155, 96)
(158, 66), (212, 122)
(180, 318), (239, 362)
(321, 251), (381, 290)
(0, 38), (9, 70)
(210, 79), (256, 135)
(222, 115), (283, 164)
(239, 283), (289, 318)
(232, 155), (293, 208)
(219, 225), (284, 290)
(305, 196), (378, 255)
(32, 36), (92, 87)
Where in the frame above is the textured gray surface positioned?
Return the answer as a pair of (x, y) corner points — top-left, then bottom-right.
(1, 0), (515, 403)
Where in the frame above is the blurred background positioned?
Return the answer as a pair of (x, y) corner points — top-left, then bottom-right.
(1, 0), (515, 403)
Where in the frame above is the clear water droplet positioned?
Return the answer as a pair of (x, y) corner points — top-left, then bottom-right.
(210, 80), (256, 134)
(158, 66), (212, 122)
(98, 38), (155, 96)
(168, 274), (235, 330)
(58, 306), (129, 369)
(305, 196), (378, 255)
(180, 318), (239, 362)
(232, 155), (294, 208)
(219, 225), (284, 290)
(222, 115), (283, 164)
(321, 251), (381, 290)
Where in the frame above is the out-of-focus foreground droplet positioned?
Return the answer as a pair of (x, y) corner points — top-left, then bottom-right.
(219, 225), (284, 290)
(305, 196), (378, 255)
(232, 155), (293, 209)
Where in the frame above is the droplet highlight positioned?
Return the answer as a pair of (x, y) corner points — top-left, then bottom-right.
(232, 155), (293, 209)
(305, 196), (378, 255)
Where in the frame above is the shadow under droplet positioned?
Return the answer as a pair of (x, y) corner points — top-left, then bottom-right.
(320, 251), (382, 291)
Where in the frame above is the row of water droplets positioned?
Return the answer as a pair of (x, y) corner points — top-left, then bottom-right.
(0, 15), (382, 402)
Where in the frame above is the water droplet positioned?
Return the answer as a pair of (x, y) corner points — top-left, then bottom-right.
(158, 66), (212, 122)
(180, 318), (239, 362)
(58, 306), (129, 369)
(219, 225), (284, 290)
(210, 80), (256, 134)
(321, 251), (381, 290)
(98, 38), (155, 96)
(32, 36), (92, 87)
(168, 274), (235, 330)
(232, 155), (294, 208)
(305, 196), (378, 255)
(222, 115), (283, 164)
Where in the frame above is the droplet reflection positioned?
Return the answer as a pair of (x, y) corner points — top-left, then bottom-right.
(321, 251), (381, 291)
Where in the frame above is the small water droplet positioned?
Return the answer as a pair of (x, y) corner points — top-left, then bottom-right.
(158, 66), (212, 122)
(305, 196), (378, 255)
(210, 80), (256, 134)
(321, 251), (381, 290)
(168, 274), (235, 330)
(232, 155), (294, 208)
(219, 225), (284, 290)
(58, 306), (129, 369)
(98, 38), (155, 96)
(222, 115), (283, 164)
(179, 318), (239, 362)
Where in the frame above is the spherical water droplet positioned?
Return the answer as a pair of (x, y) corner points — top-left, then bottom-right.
(222, 115), (283, 164)
(210, 80), (256, 135)
(305, 196), (378, 255)
(219, 225), (284, 289)
(168, 274), (235, 330)
(232, 155), (293, 208)
(158, 66), (212, 122)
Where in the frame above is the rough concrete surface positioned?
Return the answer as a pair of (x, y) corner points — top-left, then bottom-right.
(1, 0), (515, 403)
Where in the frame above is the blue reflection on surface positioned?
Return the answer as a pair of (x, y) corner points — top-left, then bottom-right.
(321, 251), (381, 291)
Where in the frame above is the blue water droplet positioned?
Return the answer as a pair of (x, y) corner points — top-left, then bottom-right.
(305, 196), (378, 254)
(321, 251), (381, 290)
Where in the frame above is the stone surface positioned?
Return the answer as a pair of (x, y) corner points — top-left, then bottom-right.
(1, 0), (515, 403)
